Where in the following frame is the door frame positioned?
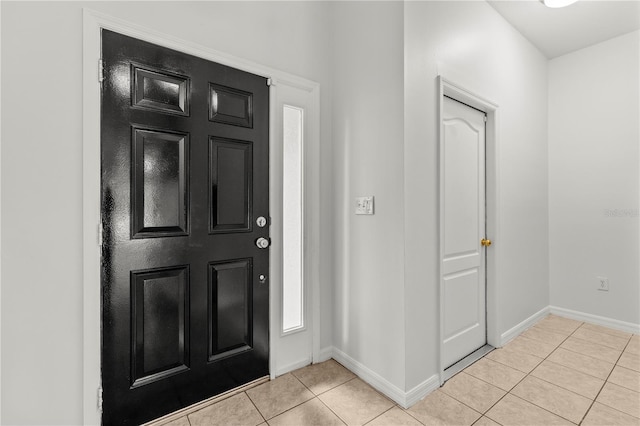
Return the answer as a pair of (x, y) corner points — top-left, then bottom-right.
(437, 76), (501, 383)
(82, 9), (321, 425)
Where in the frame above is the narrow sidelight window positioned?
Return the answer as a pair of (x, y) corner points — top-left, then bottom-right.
(282, 105), (304, 333)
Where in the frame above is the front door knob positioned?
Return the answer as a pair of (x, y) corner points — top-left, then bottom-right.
(481, 238), (492, 247)
(256, 237), (270, 249)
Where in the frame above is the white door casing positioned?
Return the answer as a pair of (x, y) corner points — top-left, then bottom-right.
(441, 96), (487, 369)
(271, 81), (315, 376)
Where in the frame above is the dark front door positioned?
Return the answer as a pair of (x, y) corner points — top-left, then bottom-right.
(101, 30), (269, 425)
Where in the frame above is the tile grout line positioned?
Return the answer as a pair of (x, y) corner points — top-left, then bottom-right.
(170, 325), (635, 426)
(520, 321), (601, 425)
(512, 322), (636, 425)
(577, 335), (637, 425)
(244, 390), (269, 425)
(441, 320), (635, 426)
(293, 361), (391, 424)
(314, 396), (348, 426)
(480, 321), (583, 425)
(573, 326), (633, 344)
(525, 324), (615, 393)
(439, 318), (625, 426)
(291, 360), (360, 395)
(604, 365), (640, 393)
(361, 405), (400, 426)
(557, 336), (625, 363)
(290, 368), (343, 423)
(471, 415), (500, 426)
(255, 373), (319, 423)
(563, 335), (627, 354)
(492, 323), (619, 381)
(437, 363), (517, 423)
(435, 372), (494, 419)
(303, 375), (360, 425)
(403, 405), (430, 425)
(542, 323), (631, 381)
(529, 360), (604, 398)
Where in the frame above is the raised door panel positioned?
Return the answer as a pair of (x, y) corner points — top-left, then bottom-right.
(443, 119), (480, 257)
(131, 266), (190, 388)
(131, 127), (189, 238)
(208, 260), (253, 361)
(132, 65), (190, 115)
(209, 137), (252, 233)
(209, 83), (253, 128)
(443, 270), (480, 340)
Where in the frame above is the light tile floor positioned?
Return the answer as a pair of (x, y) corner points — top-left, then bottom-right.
(158, 315), (640, 425)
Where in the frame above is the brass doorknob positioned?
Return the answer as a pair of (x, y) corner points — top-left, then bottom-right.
(481, 238), (492, 247)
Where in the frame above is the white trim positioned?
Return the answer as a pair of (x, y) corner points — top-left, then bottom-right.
(269, 79), (320, 378)
(499, 305), (640, 345)
(0, 2), (3, 420)
(274, 357), (313, 378)
(331, 347), (406, 407)
(437, 76), (501, 385)
(280, 103), (306, 337)
(268, 81), (278, 380)
(330, 347), (439, 409)
(550, 306), (640, 335)
(317, 346), (334, 363)
(82, 10), (102, 426)
(404, 375), (441, 409)
(500, 306), (550, 346)
(82, 9), (321, 424)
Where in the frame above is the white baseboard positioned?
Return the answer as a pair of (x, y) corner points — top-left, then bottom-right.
(314, 306), (638, 414)
(550, 306), (640, 334)
(274, 357), (312, 377)
(404, 374), (441, 409)
(330, 346), (439, 408)
(331, 347), (406, 406)
(500, 306), (550, 346)
(316, 346), (333, 363)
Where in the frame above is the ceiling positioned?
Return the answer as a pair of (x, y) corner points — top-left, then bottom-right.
(487, 0), (640, 58)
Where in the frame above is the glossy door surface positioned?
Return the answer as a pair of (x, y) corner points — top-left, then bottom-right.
(101, 30), (269, 425)
(441, 96), (487, 368)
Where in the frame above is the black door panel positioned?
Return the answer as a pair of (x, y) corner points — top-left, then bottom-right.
(101, 30), (269, 425)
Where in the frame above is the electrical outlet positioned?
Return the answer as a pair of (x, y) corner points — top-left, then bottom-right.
(597, 276), (609, 292)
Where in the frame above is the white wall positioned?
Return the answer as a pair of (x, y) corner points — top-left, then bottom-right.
(328, 0), (549, 399)
(0, 2), (333, 424)
(2, 0), (592, 421)
(330, 1), (407, 391)
(549, 31), (640, 326)
(404, 1), (549, 390)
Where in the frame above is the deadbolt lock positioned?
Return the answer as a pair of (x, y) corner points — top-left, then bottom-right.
(481, 238), (492, 247)
(256, 216), (267, 228)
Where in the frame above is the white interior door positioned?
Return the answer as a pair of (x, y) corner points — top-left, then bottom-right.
(442, 96), (487, 369)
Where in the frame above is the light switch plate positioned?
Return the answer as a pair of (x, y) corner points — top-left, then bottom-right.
(355, 196), (374, 215)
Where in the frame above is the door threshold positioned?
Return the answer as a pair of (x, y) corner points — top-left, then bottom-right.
(143, 376), (270, 426)
(442, 344), (494, 382)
